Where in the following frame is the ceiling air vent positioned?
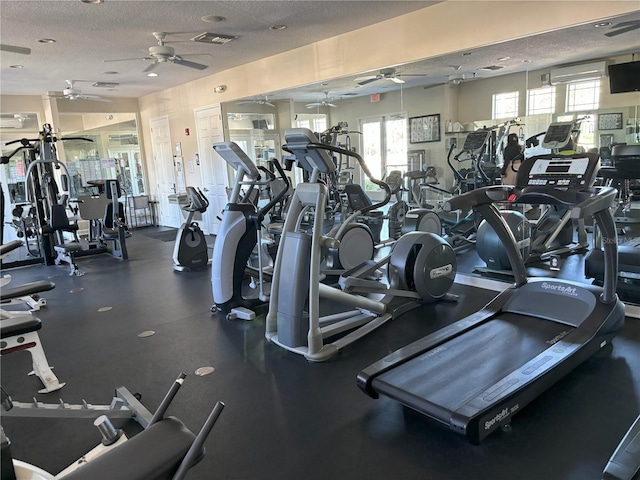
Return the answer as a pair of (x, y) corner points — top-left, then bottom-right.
(192, 32), (238, 44)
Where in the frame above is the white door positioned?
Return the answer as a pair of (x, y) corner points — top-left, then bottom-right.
(150, 116), (180, 228)
(195, 104), (227, 235)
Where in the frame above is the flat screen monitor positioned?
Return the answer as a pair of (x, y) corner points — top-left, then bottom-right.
(608, 61), (640, 94)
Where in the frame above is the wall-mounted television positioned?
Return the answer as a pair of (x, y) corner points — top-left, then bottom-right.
(608, 61), (640, 94)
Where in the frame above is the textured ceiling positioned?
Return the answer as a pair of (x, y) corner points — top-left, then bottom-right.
(270, 10), (640, 104)
(0, 0), (436, 99)
(1, 2), (638, 106)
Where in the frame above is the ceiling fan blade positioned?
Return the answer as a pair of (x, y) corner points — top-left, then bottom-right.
(356, 77), (381, 86)
(172, 57), (208, 70)
(0, 44), (31, 55)
(143, 62), (159, 73)
(104, 57), (151, 63)
(265, 102), (275, 107)
(80, 95), (111, 102)
(604, 24), (640, 37)
(390, 77), (405, 84)
(305, 103), (322, 108)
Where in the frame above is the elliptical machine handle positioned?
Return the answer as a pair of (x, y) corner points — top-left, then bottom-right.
(257, 166), (276, 181)
(256, 158), (291, 220)
(305, 142), (392, 213)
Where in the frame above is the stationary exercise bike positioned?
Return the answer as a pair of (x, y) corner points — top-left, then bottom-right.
(266, 128), (458, 362)
(173, 186), (209, 272)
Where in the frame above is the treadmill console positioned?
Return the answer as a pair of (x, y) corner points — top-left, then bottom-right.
(516, 153), (599, 189)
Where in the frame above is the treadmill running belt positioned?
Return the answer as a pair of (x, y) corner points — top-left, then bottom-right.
(371, 312), (570, 424)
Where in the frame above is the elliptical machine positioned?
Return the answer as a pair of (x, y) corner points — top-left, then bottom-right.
(265, 128), (458, 362)
(210, 142), (290, 319)
(172, 186), (209, 272)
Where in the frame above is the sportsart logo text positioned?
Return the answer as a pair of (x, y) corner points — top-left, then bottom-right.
(484, 404), (520, 430)
(540, 282), (579, 297)
(430, 264), (453, 279)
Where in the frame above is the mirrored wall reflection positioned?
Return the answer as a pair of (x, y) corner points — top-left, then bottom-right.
(58, 113), (146, 197)
(1, 112), (42, 205)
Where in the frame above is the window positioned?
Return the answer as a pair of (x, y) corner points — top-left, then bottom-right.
(566, 80), (600, 112)
(294, 113), (327, 133)
(492, 91), (519, 119)
(360, 114), (407, 192)
(527, 86), (556, 115)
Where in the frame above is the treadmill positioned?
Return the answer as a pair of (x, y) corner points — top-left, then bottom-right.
(358, 152), (625, 444)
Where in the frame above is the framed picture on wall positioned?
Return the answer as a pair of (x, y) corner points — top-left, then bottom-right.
(409, 114), (441, 143)
(598, 113), (623, 130)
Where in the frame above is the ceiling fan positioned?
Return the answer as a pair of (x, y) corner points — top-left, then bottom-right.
(306, 92), (337, 108)
(236, 96), (275, 107)
(48, 80), (111, 102)
(104, 32), (208, 72)
(604, 20), (640, 37)
(353, 67), (427, 86)
(0, 43), (31, 55)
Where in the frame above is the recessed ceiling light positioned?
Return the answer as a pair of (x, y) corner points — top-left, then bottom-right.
(270, 25), (287, 31)
(38, 38), (56, 43)
(147, 72), (159, 77)
(497, 56), (510, 61)
(594, 22), (612, 28)
(462, 52), (472, 56)
(201, 15), (225, 23)
(103, 71), (119, 75)
(81, 0), (103, 3)
(521, 59), (531, 63)
(9, 65), (24, 69)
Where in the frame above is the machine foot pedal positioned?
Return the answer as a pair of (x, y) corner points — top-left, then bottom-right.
(227, 307), (256, 321)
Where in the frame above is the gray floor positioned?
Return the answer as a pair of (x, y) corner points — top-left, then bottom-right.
(1, 225), (640, 480)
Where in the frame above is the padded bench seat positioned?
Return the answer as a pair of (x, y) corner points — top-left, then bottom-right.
(0, 240), (23, 257)
(1, 315), (41, 339)
(61, 417), (198, 480)
(0, 281), (55, 302)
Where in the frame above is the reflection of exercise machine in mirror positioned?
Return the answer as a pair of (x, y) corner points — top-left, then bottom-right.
(1, 125), (128, 274)
(475, 119), (592, 275)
